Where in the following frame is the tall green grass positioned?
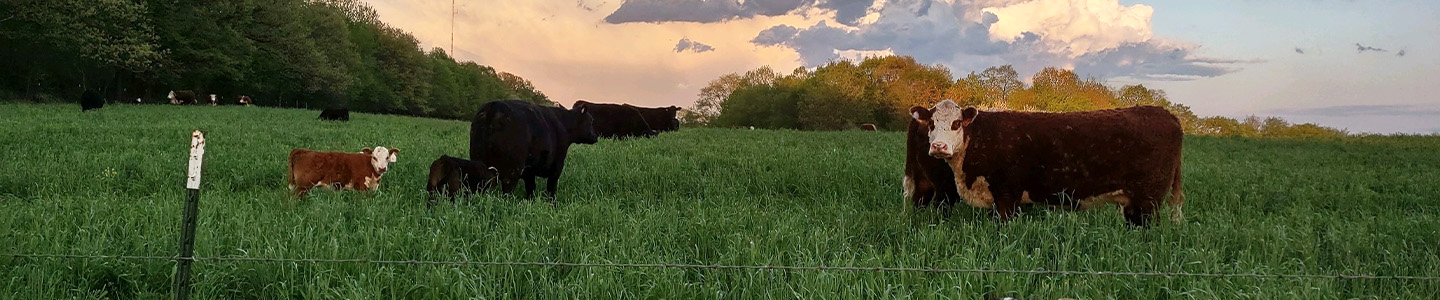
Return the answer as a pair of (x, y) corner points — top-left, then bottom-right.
(2, 103), (1438, 299)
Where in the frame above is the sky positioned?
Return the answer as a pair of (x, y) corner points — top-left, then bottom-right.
(363, 0), (1440, 134)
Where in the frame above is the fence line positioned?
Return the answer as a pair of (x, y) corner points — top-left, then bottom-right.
(9, 252), (1440, 281)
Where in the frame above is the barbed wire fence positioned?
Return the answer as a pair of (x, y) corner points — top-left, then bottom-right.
(8, 132), (1440, 299)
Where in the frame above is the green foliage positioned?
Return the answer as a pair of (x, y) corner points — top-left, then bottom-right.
(3, 104), (1439, 298)
(693, 55), (1350, 138)
(0, 0), (548, 119)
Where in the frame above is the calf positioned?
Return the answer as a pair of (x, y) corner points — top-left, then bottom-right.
(238, 95), (252, 106)
(471, 100), (599, 204)
(573, 100), (657, 139)
(209, 94), (219, 106)
(168, 90), (196, 105)
(860, 123), (877, 131)
(426, 155), (500, 207)
(287, 147), (399, 198)
(632, 105), (682, 132)
(910, 100), (1185, 226)
(904, 118), (961, 209)
(81, 90), (104, 111)
(319, 108), (349, 121)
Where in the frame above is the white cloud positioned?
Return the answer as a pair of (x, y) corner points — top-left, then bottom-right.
(983, 0), (1154, 57)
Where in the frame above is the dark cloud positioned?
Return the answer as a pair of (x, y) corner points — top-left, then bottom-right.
(818, 0), (879, 26)
(1295, 47), (1305, 54)
(1356, 43), (1388, 53)
(751, 0), (1243, 81)
(674, 38), (716, 53)
(604, 0), (814, 24)
(1273, 104), (1440, 117)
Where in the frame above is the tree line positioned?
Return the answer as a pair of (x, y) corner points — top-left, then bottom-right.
(686, 56), (1349, 138)
(0, 0), (552, 120)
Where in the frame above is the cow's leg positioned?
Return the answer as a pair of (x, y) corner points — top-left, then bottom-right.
(1122, 190), (1161, 227)
(991, 189), (1022, 222)
(523, 175), (537, 199)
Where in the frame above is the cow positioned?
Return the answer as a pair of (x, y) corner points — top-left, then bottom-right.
(287, 147), (399, 198)
(632, 105), (682, 132)
(860, 123), (877, 131)
(904, 118), (961, 209)
(319, 108), (349, 121)
(572, 100), (657, 139)
(168, 90), (196, 105)
(238, 95), (252, 106)
(209, 94), (219, 106)
(909, 100), (1185, 226)
(470, 100), (599, 204)
(425, 155), (500, 207)
(80, 90), (104, 111)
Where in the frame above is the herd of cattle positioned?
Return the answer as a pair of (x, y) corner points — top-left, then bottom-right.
(78, 89), (253, 111)
(78, 88), (1186, 226)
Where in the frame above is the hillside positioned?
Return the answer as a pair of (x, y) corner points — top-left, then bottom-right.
(2, 104), (1438, 298)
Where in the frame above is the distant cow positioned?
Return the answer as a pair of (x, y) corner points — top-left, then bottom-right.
(904, 118), (960, 209)
(80, 90), (104, 111)
(632, 105), (682, 132)
(287, 147), (399, 198)
(238, 95), (252, 106)
(319, 109), (349, 121)
(572, 100), (657, 139)
(470, 100), (598, 203)
(860, 123), (877, 131)
(910, 100), (1185, 226)
(209, 94), (219, 106)
(168, 90), (196, 105)
(426, 155), (500, 207)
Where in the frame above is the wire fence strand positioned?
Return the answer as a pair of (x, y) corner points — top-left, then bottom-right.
(9, 253), (1440, 281)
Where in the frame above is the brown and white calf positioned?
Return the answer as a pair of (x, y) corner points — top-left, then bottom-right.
(910, 100), (1185, 226)
(287, 147), (399, 198)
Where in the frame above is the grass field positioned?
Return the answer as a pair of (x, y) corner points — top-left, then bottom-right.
(2, 103), (1439, 299)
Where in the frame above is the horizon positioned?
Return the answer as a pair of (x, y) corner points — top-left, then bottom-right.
(362, 0), (1440, 134)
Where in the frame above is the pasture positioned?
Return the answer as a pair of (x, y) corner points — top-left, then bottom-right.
(2, 103), (1438, 298)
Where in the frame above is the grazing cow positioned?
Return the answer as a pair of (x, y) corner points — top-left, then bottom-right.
(860, 123), (877, 131)
(425, 155), (500, 207)
(572, 100), (657, 139)
(910, 100), (1185, 226)
(168, 90), (196, 105)
(632, 105), (682, 132)
(237, 95), (252, 106)
(287, 147), (399, 198)
(904, 118), (961, 209)
(470, 100), (598, 203)
(80, 90), (104, 111)
(319, 108), (349, 121)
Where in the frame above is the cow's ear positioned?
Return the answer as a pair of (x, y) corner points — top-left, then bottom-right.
(388, 149), (399, 162)
(961, 107), (979, 127)
(909, 106), (932, 121)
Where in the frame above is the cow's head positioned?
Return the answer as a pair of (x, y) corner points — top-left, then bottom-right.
(662, 106), (682, 131)
(910, 100), (977, 159)
(570, 105), (600, 144)
(363, 146), (400, 175)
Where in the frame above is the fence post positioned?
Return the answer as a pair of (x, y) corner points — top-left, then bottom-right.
(174, 130), (206, 300)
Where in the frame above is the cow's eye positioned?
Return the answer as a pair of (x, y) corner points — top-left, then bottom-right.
(951, 120), (963, 130)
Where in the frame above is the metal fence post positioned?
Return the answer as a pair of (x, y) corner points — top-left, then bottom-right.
(175, 130), (205, 300)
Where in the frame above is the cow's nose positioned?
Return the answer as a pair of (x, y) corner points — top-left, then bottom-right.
(929, 142), (950, 156)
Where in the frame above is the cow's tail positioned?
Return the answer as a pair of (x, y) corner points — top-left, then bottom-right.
(287, 149), (304, 190)
(1168, 158), (1185, 223)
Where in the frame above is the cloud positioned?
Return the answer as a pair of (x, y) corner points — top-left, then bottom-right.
(1397, 49), (1406, 56)
(1295, 47), (1304, 54)
(1356, 43), (1388, 53)
(751, 0), (1244, 81)
(674, 38), (716, 53)
(1273, 104), (1440, 117)
(603, 0), (815, 24)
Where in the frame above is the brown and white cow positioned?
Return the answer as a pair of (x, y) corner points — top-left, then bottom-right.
(287, 146), (399, 198)
(910, 100), (1185, 226)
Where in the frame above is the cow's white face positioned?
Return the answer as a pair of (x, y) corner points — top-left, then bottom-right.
(911, 100), (977, 159)
(363, 146), (400, 174)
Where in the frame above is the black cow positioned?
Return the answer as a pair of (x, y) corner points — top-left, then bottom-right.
(426, 155), (500, 207)
(80, 90), (104, 111)
(633, 105), (682, 132)
(572, 100), (657, 139)
(470, 100), (598, 204)
(168, 90), (196, 105)
(319, 108), (349, 121)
